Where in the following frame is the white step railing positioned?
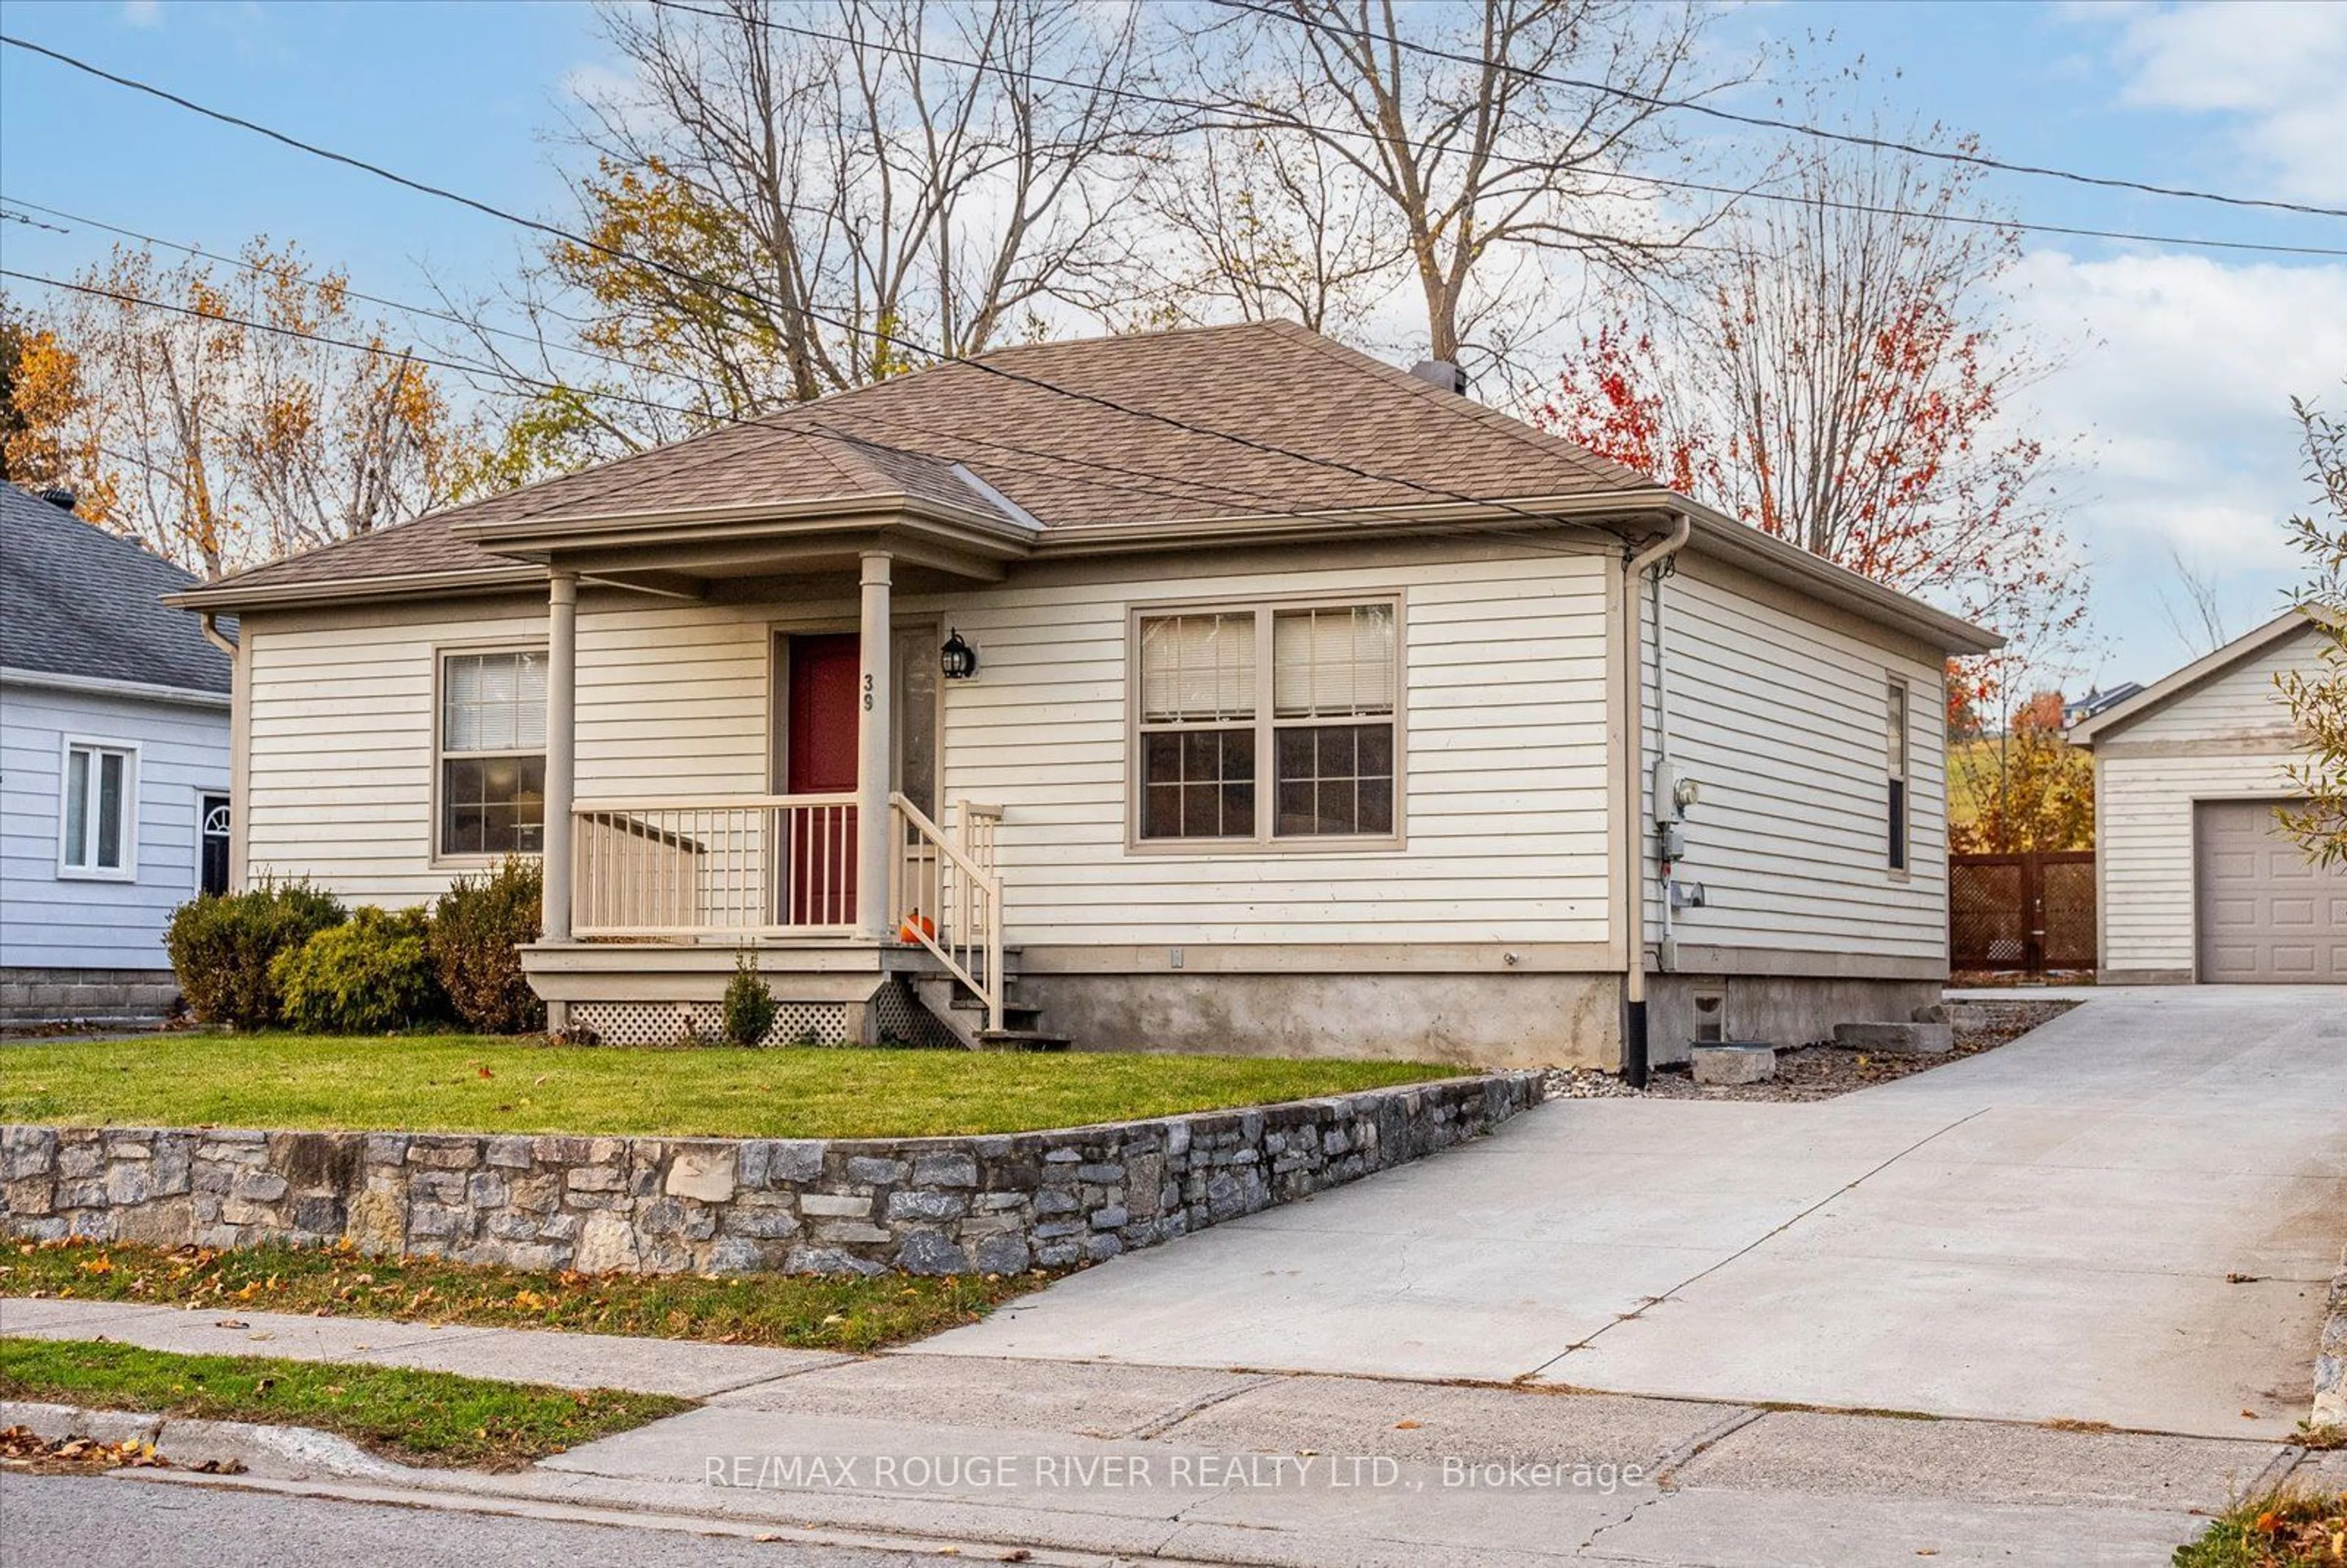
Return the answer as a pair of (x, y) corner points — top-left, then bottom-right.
(889, 796), (1005, 1033)
(572, 794), (859, 938)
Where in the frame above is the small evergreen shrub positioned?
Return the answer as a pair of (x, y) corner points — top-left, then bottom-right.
(429, 858), (545, 1034)
(164, 879), (347, 1028)
(271, 907), (444, 1033)
(721, 953), (778, 1047)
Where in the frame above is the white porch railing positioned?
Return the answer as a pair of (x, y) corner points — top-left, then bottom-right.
(889, 796), (1005, 1033)
(568, 793), (1007, 1033)
(572, 794), (859, 939)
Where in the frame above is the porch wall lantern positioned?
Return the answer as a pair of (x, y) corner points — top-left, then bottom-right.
(940, 628), (980, 680)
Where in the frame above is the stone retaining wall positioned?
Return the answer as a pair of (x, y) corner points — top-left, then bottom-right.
(0, 1073), (1540, 1277)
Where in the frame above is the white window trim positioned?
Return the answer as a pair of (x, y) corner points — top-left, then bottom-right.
(1126, 592), (1408, 855)
(57, 735), (140, 882)
(432, 641), (550, 869)
(197, 791), (232, 895)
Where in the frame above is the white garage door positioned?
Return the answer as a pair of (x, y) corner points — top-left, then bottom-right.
(2194, 799), (2347, 983)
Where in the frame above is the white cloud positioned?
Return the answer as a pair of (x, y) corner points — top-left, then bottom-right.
(2084, 1), (2347, 202)
(120, 0), (162, 27)
(1998, 249), (2346, 675)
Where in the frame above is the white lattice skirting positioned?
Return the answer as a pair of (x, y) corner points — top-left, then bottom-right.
(569, 999), (850, 1048)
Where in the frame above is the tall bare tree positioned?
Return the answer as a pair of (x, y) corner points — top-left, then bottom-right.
(1174, 0), (1736, 385)
(457, 0), (1165, 485)
(4, 243), (472, 576)
(1128, 126), (1411, 338)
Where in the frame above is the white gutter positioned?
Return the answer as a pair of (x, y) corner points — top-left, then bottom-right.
(1620, 512), (1691, 1087)
(0, 664), (230, 710)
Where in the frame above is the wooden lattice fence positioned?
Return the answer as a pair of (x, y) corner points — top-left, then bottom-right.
(1949, 851), (2096, 973)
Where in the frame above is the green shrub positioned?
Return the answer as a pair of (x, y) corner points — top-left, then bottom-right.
(164, 879), (347, 1028)
(429, 858), (545, 1034)
(721, 953), (777, 1047)
(270, 907), (444, 1034)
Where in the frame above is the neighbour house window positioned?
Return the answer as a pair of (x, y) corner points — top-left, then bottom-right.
(59, 740), (137, 878)
(440, 649), (548, 858)
(1886, 676), (1910, 873)
(1136, 601), (1398, 845)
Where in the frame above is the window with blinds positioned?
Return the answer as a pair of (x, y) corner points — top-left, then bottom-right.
(1886, 676), (1910, 873)
(1138, 612), (1257, 839)
(441, 649), (548, 858)
(1134, 600), (1400, 844)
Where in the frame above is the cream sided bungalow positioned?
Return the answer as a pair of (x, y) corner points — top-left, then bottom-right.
(168, 321), (1997, 1069)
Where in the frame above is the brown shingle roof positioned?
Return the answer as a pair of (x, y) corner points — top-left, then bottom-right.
(202, 320), (1659, 596)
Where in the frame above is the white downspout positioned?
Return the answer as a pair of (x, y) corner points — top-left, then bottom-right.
(1651, 563), (1677, 969)
(1622, 512), (1691, 1088)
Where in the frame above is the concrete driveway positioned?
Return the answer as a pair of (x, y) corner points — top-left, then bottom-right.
(927, 988), (2347, 1440)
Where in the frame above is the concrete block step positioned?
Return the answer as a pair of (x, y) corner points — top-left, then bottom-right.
(948, 996), (1046, 1027)
(1689, 1042), (1777, 1085)
(976, 1029), (1072, 1053)
(1832, 1020), (1954, 1055)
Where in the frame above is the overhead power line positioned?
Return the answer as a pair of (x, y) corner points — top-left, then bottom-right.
(1, 263), (1634, 568)
(641, 0), (2347, 261)
(0, 205), (1593, 534)
(0, 31), (1630, 535)
(1207, 0), (2347, 223)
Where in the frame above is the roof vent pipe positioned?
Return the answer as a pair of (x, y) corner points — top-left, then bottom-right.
(39, 487), (77, 513)
(1408, 359), (1466, 395)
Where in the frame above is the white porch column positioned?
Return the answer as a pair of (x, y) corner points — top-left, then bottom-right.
(856, 551), (893, 939)
(542, 570), (578, 945)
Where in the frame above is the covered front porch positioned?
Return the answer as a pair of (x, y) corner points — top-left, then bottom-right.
(466, 488), (1041, 1046)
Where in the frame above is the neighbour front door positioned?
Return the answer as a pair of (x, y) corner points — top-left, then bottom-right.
(785, 633), (861, 926)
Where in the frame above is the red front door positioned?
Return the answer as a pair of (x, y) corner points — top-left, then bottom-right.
(785, 634), (861, 926)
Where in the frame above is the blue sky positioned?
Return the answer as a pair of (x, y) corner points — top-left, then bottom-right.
(4, 0), (2342, 689)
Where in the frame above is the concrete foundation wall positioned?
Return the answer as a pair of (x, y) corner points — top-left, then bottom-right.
(1, 1072), (1540, 1277)
(1, 967), (180, 1025)
(1645, 973), (1943, 1064)
(1015, 970), (1626, 1070)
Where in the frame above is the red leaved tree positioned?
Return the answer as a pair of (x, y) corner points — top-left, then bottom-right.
(1539, 130), (2084, 722)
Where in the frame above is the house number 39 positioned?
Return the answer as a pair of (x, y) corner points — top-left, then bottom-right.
(862, 674), (874, 711)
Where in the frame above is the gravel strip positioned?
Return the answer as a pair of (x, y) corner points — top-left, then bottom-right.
(1541, 1000), (2079, 1104)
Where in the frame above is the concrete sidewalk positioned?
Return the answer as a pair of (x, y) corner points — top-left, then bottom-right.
(4, 1292), (2319, 1566)
(0, 1295), (850, 1397)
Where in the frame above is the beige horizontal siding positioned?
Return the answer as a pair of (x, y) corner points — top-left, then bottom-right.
(2112, 626), (2319, 742)
(240, 552), (1616, 945)
(1640, 557), (1950, 964)
(941, 551), (1615, 946)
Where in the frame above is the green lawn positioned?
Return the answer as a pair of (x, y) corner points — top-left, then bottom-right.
(0, 1336), (688, 1469)
(0, 1033), (1463, 1140)
(4, 1237), (1041, 1352)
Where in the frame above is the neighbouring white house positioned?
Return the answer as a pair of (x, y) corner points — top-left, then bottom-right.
(168, 321), (1997, 1068)
(2070, 609), (2343, 984)
(1, 482), (233, 1023)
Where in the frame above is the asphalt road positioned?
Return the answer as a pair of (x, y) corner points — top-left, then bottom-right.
(0, 1476), (954, 1568)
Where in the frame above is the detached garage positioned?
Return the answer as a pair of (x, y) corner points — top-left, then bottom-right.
(2072, 610), (2343, 984)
